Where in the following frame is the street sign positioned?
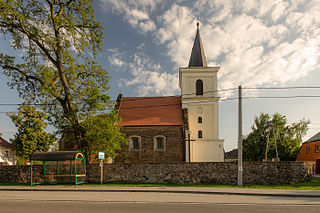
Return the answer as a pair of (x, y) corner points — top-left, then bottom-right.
(98, 152), (105, 160)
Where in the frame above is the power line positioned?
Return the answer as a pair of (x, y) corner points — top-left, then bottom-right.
(242, 95), (320, 100)
(242, 86), (320, 90)
(1, 85), (320, 108)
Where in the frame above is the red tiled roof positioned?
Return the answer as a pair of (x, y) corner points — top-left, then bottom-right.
(117, 96), (183, 126)
(0, 137), (12, 149)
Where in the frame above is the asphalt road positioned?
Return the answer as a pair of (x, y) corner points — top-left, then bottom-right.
(1, 200), (320, 213)
(1, 190), (320, 213)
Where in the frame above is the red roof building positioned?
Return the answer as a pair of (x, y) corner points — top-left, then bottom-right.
(115, 95), (186, 163)
(114, 23), (224, 163)
(117, 96), (183, 126)
(296, 132), (320, 174)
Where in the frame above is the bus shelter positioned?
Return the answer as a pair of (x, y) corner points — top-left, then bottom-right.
(30, 151), (86, 186)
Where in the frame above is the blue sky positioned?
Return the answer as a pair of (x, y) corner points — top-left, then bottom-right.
(1, 0), (320, 151)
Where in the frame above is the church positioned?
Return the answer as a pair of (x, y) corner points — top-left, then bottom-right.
(115, 23), (224, 163)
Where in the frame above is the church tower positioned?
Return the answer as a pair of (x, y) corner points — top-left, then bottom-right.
(179, 23), (224, 162)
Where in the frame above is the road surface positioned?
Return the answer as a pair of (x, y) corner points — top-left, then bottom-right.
(0, 189), (320, 212)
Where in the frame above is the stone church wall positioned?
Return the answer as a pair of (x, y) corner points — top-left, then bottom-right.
(0, 161), (313, 185)
(115, 126), (185, 163)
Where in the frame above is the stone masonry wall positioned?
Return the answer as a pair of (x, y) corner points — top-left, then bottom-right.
(0, 162), (313, 185)
(87, 161), (313, 185)
(0, 165), (42, 184)
(115, 126), (185, 163)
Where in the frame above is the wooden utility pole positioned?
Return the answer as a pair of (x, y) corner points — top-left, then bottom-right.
(238, 85), (243, 187)
(265, 128), (271, 161)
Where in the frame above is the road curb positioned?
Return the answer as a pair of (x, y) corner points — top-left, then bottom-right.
(1, 187), (320, 198)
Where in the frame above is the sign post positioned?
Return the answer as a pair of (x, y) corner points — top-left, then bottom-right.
(98, 152), (105, 184)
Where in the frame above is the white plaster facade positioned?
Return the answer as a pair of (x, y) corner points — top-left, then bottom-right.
(180, 67), (224, 162)
(0, 146), (16, 165)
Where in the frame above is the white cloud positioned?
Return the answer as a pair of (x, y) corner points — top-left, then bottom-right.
(157, 4), (196, 67)
(155, 0), (320, 98)
(99, 0), (320, 98)
(107, 48), (126, 68)
(120, 54), (179, 96)
(136, 43), (145, 50)
(99, 0), (159, 33)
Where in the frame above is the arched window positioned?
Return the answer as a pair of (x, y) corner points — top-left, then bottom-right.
(154, 135), (166, 151)
(196, 79), (203, 96)
(198, 130), (203, 139)
(129, 136), (141, 151)
(198, 116), (202, 123)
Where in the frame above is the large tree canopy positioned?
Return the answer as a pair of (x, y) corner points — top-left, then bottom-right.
(0, 0), (118, 154)
(243, 113), (309, 161)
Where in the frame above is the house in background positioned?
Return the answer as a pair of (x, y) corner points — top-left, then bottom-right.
(296, 131), (320, 174)
(225, 149), (238, 162)
(0, 136), (16, 165)
(115, 23), (224, 163)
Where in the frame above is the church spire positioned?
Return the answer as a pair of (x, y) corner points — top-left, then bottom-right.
(188, 22), (207, 67)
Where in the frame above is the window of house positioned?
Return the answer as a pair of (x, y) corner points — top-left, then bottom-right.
(5, 151), (9, 158)
(306, 146), (310, 154)
(198, 116), (202, 124)
(154, 136), (166, 151)
(198, 130), (203, 139)
(196, 79), (203, 96)
(129, 136), (141, 151)
(316, 144), (319, 153)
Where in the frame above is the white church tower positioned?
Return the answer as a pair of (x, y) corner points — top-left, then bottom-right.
(179, 23), (224, 162)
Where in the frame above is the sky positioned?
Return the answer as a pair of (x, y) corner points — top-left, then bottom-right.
(1, 0), (320, 152)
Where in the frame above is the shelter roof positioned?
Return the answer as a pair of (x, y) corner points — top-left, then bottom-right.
(117, 96), (183, 126)
(31, 151), (84, 161)
(0, 137), (12, 149)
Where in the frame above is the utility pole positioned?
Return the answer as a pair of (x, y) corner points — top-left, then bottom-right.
(238, 85), (243, 186)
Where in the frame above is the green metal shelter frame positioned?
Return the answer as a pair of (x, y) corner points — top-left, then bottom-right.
(30, 151), (86, 186)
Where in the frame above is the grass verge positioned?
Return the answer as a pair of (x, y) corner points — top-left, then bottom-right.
(84, 177), (320, 190)
(1, 177), (320, 190)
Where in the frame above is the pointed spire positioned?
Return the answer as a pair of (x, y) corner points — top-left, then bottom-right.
(188, 22), (207, 67)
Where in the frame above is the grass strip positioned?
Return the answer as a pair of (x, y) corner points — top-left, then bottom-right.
(83, 177), (320, 190)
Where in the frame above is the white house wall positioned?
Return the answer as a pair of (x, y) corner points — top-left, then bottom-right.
(191, 140), (224, 162)
(0, 147), (15, 165)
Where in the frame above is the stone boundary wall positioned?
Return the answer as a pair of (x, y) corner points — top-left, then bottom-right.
(0, 162), (313, 185)
(0, 165), (42, 184)
(87, 162), (313, 185)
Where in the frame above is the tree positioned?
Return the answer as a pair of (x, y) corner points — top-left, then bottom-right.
(0, 1), (113, 153)
(81, 112), (127, 162)
(9, 105), (55, 159)
(243, 113), (309, 161)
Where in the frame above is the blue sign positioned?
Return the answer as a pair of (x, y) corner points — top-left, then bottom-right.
(98, 152), (105, 160)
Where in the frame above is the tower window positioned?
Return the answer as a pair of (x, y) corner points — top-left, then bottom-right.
(196, 79), (203, 95)
(198, 130), (203, 139)
(198, 116), (202, 123)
